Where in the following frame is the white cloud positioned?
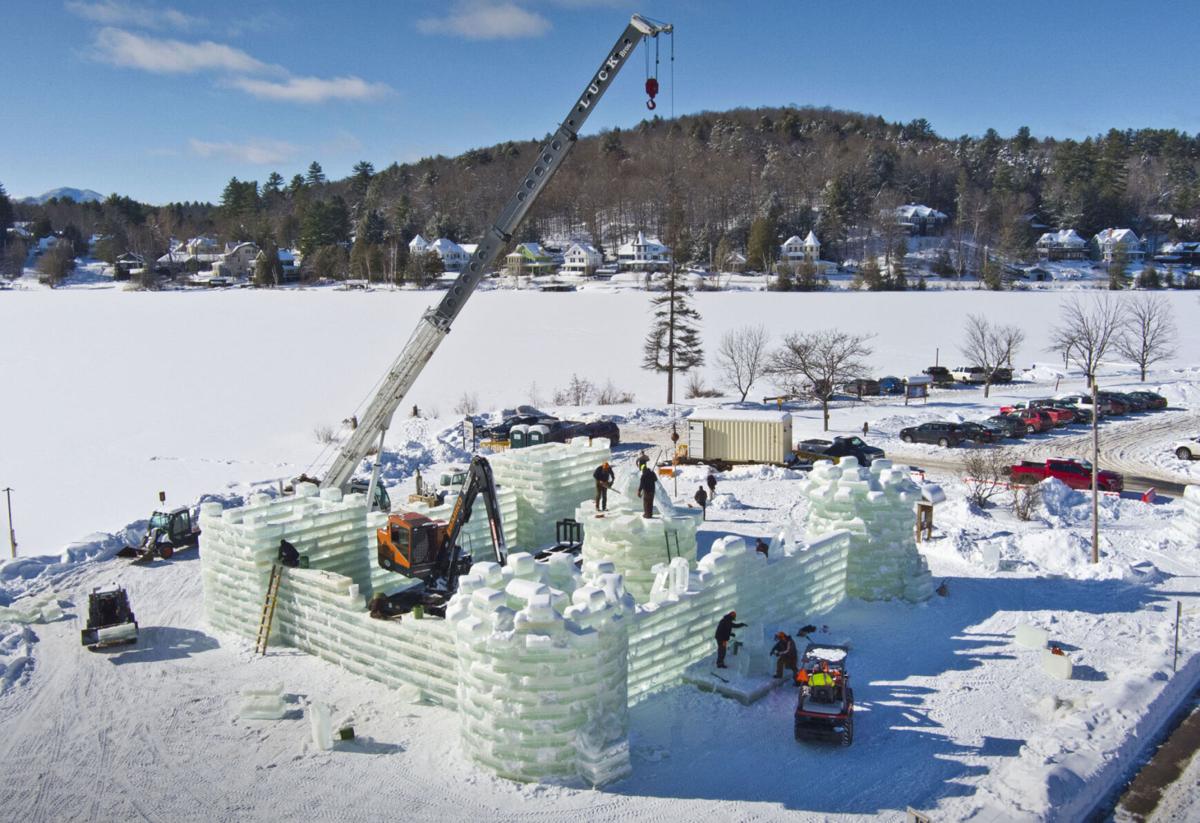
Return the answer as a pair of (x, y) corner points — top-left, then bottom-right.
(229, 74), (390, 103)
(93, 27), (267, 74)
(416, 1), (551, 40)
(66, 1), (199, 30)
(187, 138), (299, 165)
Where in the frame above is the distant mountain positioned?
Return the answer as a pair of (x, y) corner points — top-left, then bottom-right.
(21, 187), (105, 205)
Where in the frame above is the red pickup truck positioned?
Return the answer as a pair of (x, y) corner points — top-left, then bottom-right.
(1010, 459), (1124, 492)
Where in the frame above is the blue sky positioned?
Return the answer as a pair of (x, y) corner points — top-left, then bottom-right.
(3, 0), (1198, 204)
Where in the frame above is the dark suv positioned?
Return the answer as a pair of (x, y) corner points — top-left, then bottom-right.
(899, 422), (967, 447)
(923, 366), (954, 386)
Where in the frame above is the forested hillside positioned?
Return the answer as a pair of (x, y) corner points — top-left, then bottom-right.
(4, 106), (1200, 282)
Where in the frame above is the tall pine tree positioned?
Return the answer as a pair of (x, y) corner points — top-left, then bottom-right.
(642, 269), (703, 403)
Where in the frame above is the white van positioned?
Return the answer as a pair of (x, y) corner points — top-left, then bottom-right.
(950, 366), (988, 384)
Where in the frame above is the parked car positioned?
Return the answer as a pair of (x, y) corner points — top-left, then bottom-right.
(990, 367), (1014, 384)
(1055, 394), (1112, 418)
(1111, 391), (1151, 412)
(1127, 391), (1167, 410)
(546, 418), (621, 446)
(1006, 408), (1053, 434)
(985, 415), (1027, 439)
(794, 436), (885, 466)
(922, 366), (954, 386)
(958, 422), (1000, 444)
(1027, 400), (1086, 425)
(1002, 402), (1071, 427)
(898, 422), (967, 447)
(841, 378), (881, 397)
(1096, 392), (1131, 415)
(878, 376), (905, 395)
(950, 365), (989, 384)
(1176, 437), (1200, 461)
(1010, 458), (1123, 492)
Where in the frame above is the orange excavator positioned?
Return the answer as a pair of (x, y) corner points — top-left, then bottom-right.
(375, 455), (507, 615)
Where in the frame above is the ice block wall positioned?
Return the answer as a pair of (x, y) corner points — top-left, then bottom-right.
(1175, 485), (1200, 547)
(488, 438), (612, 549)
(800, 458), (935, 602)
(576, 501), (701, 601)
(445, 552), (634, 785)
(199, 486), (460, 704)
(625, 529), (851, 703)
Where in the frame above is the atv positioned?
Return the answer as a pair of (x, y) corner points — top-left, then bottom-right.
(81, 587), (139, 649)
(794, 643), (854, 746)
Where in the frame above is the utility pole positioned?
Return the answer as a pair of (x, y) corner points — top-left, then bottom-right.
(3, 487), (15, 559)
(1091, 380), (1100, 564)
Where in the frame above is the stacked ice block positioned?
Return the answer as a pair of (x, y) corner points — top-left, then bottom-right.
(488, 438), (612, 550)
(445, 552), (634, 785)
(1175, 485), (1200, 548)
(199, 486), (461, 704)
(575, 501), (701, 602)
(799, 458), (935, 602)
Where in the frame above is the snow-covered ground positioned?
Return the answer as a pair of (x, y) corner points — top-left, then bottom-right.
(2, 288), (1199, 554)
(2, 287), (1199, 821)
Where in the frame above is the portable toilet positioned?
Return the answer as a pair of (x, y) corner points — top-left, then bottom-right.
(527, 424), (550, 446)
(510, 424), (529, 449)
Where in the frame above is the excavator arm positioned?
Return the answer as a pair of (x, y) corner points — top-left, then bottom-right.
(440, 455), (507, 576)
(321, 14), (673, 496)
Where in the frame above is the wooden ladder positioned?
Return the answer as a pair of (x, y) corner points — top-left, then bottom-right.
(254, 563), (283, 655)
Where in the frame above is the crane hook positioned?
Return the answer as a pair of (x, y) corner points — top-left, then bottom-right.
(645, 77), (659, 110)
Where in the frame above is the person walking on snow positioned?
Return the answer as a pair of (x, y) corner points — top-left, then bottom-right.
(714, 611), (746, 668)
(593, 461), (615, 511)
(636, 452), (649, 471)
(637, 465), (657, 518)
(862, 421), (869, 437)
(706, 472), (717, 496)
(694, 486), (708, 519)
(770, 631), (798, 679)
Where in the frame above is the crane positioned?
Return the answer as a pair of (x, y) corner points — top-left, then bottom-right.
(375, 454), (507, 613)
(318, 14), (674, 508)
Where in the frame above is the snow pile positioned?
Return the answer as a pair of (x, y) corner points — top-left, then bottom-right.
(575, 502), (700, 602)
(800, 458), (935, 602)
(0, 623), (36, 694)
(488, 438), (612, 549)
(445, 553), (634, 785)
(1175, 485), (1200, 547)
(1039, 477), (1088, 523)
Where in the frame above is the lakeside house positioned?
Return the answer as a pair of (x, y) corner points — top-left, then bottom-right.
(1035, 229), (1088, 261)
(561, 242), (603, 276)
(616, 232), (671, 272)
(1094, 228), (1145, 263)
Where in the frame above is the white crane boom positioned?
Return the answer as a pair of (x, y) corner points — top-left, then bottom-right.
(322, 14), (673, 495)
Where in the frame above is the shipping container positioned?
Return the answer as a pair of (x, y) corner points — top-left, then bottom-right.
(685, 410), (793, 465)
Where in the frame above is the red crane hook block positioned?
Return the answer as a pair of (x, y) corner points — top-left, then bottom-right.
(645, 77), (659, 110)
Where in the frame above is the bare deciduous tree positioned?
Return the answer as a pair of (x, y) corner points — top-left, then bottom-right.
(716, 324), (770, 402)
(959, 314), (1025, 398)
(962, 448), (1012, 507)
(768, 330), (873, 431)
(1116, 294), (1177, 382)
(1047, 295), (1125, 386)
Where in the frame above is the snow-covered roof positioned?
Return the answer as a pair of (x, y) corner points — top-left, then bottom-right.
(1094, 228), (1141, 246)
(428, 238), (465, 255)
(782, 235), (803, 247)
(894, 204), (947, 221)
(617, 232), (670, 255)
(804, 231), (820, 246)
(688, 409), (791, 423)
(409, 234), (428, 250)
(1037, 229), (1086, 248)
(460, 243), (478, 256)
(566, 242), (600, 257)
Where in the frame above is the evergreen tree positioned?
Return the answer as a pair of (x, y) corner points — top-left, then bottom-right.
(0, 182), (12, 248)
(254, 239), (283, 287)
(1108, 245), (1130, 290)
(263, 172), (284, 195)
(306, 161), (326, 186)
(770, 267), (794, 291)
(860, 257), (884, 291)
(713, 234), (734, 271)
(351, 160), (375, 197)
(746, 216), (775, 271)
(642, 269), (704, 403)
(981, 255), (1003, 290)
(288, 174), (306, 196)
(1136, 261), (1161, 289)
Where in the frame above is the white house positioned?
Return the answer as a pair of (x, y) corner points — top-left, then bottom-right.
(427, 237), (469, 271)
(561, 242), (603, 276)
(1035, 229), (1088, 261)
(893, 204), (948, 236)
(1093, 228), (1144, 263)
(616, 232), (671, 271)
(408, 234), (430, 255)
(780, 231), (821, 266)
(185, 236), (220, 255)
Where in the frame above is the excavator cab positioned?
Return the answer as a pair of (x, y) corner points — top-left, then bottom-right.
(149, 508), (193, 545)
(377, 512), (447, 578)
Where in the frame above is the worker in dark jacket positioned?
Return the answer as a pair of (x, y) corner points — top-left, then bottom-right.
(714, 610), (746, 668)
(706, 472), (717, 495)
(694, 486), (708, 519)
(770, 631), (798, 679)
(637, 466), (657, 518)
(636, 452), (649, 471)
(593, 461), (615, 511)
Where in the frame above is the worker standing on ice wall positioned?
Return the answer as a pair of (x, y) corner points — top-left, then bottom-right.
(714, 610), (745, 669)
(637, 465), (657, 518)
(771, 631), (798, 679)
(593, 461), (615, 512)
